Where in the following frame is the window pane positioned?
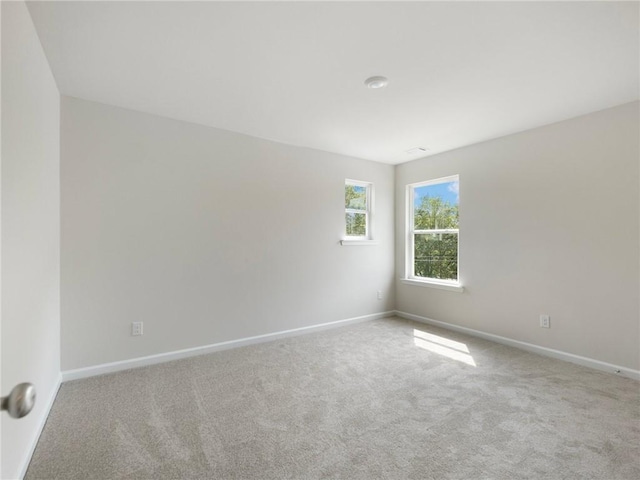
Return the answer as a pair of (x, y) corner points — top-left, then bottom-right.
(414, 180), (459, 230)
(346, 213), (366, 236)
(345, 184), (367, 210)
(414, 233), (458, 280)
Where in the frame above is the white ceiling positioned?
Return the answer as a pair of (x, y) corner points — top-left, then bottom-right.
(27, 1), (639, 164)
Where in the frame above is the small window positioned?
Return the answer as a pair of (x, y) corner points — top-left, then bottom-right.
(345, 180), (372, 239)
(407, 175), (459, 283)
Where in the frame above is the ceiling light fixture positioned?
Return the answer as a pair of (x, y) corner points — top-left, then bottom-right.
(364, 76), (388, 89)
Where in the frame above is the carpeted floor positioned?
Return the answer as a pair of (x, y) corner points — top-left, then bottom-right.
(26, 317), (640, 479)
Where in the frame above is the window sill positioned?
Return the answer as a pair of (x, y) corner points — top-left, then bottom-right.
(340, 240), (379, 246)
(400, 278), (464, 293)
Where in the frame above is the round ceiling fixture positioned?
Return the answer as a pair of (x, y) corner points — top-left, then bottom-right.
(364, 76), (388, 89)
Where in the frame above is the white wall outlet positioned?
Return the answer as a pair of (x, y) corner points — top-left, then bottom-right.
(132, 322), (143, 336)
(377, 290), (383, 300)
(539, 314), (550, 328)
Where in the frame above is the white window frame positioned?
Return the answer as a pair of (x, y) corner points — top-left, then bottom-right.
(342, 179), (377, 245)
(403, 175), (463, 292)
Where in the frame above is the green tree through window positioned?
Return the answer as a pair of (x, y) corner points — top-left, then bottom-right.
(345, 181), (371, 238)
(410, 177), (459, 281)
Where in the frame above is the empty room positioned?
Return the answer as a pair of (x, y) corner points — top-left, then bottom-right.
(1, 1), (639, 479)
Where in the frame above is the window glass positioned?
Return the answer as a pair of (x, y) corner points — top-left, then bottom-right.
(345, 185), (367, 210)
(413, 180), (459, 230)
(408, 176), (459, 282)
(345, 181), (372, 239)
(414, 233), (458, 280)
(346, 212), (367, 236)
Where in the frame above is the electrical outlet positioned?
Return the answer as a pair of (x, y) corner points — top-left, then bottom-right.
(132, 322), (143, 336)
(539, 315), (550, 328)
(377, 290), (383, 300)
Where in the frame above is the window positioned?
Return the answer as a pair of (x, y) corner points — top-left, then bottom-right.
(406, 175), (460, 286)
(344, 180), (372, 240)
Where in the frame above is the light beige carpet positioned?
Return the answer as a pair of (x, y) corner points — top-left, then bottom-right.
(26, 317), (640, 479)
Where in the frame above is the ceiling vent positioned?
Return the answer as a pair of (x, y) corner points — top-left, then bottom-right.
(405, 147), (429, 155)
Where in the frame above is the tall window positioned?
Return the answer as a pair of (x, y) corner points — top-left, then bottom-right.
(345, 180), (372, 239)
(407, 175), (459, 283)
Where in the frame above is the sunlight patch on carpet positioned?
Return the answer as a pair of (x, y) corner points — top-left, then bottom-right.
(413, 329), (476, 366)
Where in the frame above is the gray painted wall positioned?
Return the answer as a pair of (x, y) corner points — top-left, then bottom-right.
(395, 102), (640, 370)
(1, 2), (61, 478)
(60, 97), (395, 370)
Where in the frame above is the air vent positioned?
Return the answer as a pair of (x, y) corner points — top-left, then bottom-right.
(406, 147), (429, 155)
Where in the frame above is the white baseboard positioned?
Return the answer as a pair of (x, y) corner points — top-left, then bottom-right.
(62, 311), (395, 382)
(18, 372), (62, 480)
(395, 310), (640, 381)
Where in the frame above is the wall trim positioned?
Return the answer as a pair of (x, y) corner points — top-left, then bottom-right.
(18, 373), (62, 480)
(62, 311), (395, 382)
(395, 310), (640, 381)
